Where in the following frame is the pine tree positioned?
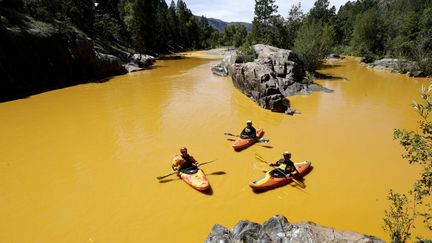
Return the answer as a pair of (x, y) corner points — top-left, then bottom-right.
(251, 0), (278, 44)
(308, 0), (335, 23)
(285, 3), (304, 49)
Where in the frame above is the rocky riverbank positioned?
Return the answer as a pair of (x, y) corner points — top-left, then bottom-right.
(211, 45), (331, 114)
(205, 215), (384, 243)
(0, 11), (154, 101)
(360, 58), (429, 77)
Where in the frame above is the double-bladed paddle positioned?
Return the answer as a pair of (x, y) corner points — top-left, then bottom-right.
(224, 132), (270, 143)
(156, 160), (216, 180)
(254, 154), (306, 188)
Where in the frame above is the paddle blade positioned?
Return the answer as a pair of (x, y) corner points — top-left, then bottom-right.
(156, 172), (177, 180)
(292, 178), (306, 188)
(255, 154), (266, 162)
(224, 132), (238, 137)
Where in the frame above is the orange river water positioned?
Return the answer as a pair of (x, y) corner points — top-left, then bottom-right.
(0, 51), (431, 242)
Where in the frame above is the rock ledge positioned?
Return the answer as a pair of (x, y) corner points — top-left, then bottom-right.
(205, 215), (384, 243)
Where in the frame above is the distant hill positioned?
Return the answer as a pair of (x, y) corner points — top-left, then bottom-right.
(197, 16), (252, 32)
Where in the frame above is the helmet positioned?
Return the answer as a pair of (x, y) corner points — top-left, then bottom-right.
(180, 147), (187, 153)
(246, 120), (252, 124)
(283, 151), (291, 156)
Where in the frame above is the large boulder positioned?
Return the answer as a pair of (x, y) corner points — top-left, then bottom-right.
(205, 215), (384, 243)
(227, 44), (306, 114)
(124, 53), (155, 72)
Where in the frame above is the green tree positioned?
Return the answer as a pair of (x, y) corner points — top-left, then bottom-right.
(351, 8), (385, 57)
(268, 15), (288, 49)
(223, 24), (247, 48)
(285, 3), (304, 49)
(251, 0), (278, 44)
(293, 19), (334, 71)
(383, 190), (415, 243)
(176, 0), (193, 49)
(385, 84), (432, 242)
(232, 24), (247, 48)
(210, 29), (222, 48)
(308, 0), (335, 23)
(166, 0), (180, 50)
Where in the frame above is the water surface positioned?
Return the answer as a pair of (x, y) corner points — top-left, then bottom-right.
(0, 54), (430, 242)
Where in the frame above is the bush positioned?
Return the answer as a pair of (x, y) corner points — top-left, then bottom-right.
(237, 42), (256, 63)
(293, 19), (334, 71)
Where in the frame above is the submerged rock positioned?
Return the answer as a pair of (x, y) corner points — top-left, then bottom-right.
(407, 70), (427, 77)
(326, 54), (345, 61)
(205, 215), (384, 243)
(124, 54), (155, 72)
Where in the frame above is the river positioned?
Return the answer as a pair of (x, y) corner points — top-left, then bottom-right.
(0, 52), (430, 242)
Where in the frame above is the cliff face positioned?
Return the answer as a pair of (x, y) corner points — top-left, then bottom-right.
(205, 215), (384, 243)
(0, 15), (127, 100)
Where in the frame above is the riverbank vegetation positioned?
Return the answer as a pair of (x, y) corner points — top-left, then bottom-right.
(383, 85), (432, 242)
(0, 0), (218, 56)
(222, 0), (432, 75)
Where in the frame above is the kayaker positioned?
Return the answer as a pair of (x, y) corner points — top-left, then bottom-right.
(172, 147), (199, 172)
(270, 152), (299, 177)
(240, 120), (257, 139)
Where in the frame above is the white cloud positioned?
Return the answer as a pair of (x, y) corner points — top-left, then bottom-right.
(165, 0), (351, 23)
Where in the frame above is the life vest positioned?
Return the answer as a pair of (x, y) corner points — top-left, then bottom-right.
(172, 154), (196, 169)
(278, 163), (287, 171)
(172, 155), (184, 168)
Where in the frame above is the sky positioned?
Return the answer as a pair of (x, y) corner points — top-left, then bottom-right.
(165, 0), (351, 23)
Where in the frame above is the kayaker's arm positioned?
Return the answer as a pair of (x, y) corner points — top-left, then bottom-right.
(172, 164), (179, 171)
(240, 128), (247, 138)
(269, 159), (283, 167)
(189, 156), (199, 167)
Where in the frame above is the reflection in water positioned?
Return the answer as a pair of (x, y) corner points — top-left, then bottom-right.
(0, 55), (430, 242)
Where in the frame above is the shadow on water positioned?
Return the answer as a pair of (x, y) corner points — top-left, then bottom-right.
(201, 185), (213, 195)
(258, 144), (273, 149)
(156, 55), (186, 60)
(207, 171), (226, 176)
(0, 57), (172, 103)
(314, 71), (348, 81)
(158, 178), (181, 183)
(319, 64), (344, 70)
(0, 73), (118, 103)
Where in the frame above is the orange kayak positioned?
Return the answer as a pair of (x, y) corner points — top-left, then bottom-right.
(249, 161), (312, 191)
(232, 128), (264, 151)
(178, 167), (210, 191)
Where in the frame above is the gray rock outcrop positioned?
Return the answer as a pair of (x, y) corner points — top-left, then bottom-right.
(212, 45), (333, 114)
(326, 54), (345, 61)
(362, 58), (400, 71)
(124, 54), (155, 72)
(205, 215), (384, 243)
(214, 44), (308, 114)
(360, 57), (429, 77)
